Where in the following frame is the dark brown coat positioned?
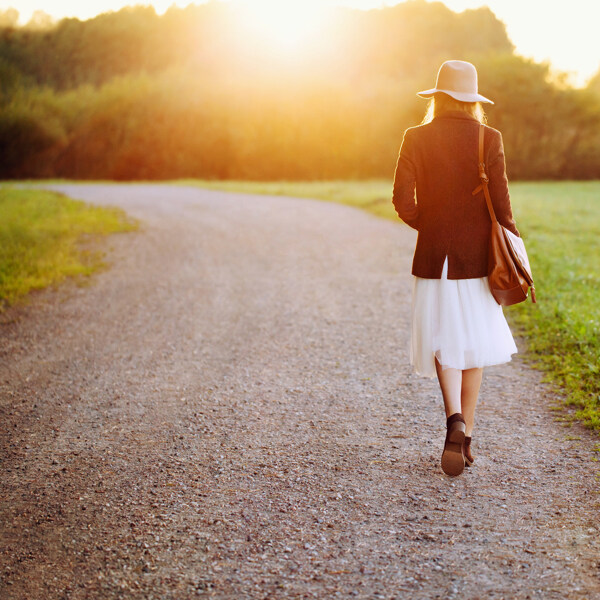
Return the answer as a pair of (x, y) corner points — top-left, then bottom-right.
(392, 111), (519, 279)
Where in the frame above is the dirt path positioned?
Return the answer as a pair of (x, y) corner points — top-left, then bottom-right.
(1, 184), (599, 599)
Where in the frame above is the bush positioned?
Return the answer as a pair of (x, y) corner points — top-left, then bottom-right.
(0, 102), (66, 177)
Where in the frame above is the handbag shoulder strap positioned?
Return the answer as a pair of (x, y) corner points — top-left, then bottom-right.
(472, 123), (498, 224)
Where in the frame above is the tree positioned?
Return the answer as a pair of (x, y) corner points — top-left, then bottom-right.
(24, 10), (55, 31)
(0, 8), (19, 28)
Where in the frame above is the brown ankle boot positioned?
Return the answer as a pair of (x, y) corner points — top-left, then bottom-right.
(441, 413), (466, 476)
(464, 437), (474, 467)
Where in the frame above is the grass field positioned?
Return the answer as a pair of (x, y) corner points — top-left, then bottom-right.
(184, 179), (600, 432)
(0, 187), (136, 310)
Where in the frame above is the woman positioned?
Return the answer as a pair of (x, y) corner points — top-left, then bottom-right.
(392, 60), (519, 477)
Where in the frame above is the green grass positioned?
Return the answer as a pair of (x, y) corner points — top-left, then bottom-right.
(506, 182), (599, 431)
(183, 179), (600, 432)
(0, 187), (136, 310)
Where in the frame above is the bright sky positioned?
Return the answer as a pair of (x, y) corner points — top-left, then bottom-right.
(2, 0), (598, 87)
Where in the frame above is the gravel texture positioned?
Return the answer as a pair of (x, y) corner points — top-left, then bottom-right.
(1, 183), (599, 600)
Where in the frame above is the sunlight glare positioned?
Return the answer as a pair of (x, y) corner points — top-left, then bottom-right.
(238, 0), (327, 51)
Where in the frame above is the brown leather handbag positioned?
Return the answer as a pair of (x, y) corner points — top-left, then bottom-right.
(472, 124), (536, 306)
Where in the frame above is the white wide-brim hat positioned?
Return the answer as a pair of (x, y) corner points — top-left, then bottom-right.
(417, 60), (493, 104)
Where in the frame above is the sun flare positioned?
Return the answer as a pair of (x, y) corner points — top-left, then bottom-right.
(238, 0), (327, 51)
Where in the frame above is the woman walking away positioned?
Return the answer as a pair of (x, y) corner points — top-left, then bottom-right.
(392, 60), (519, 477)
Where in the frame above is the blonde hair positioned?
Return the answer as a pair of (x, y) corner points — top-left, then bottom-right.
(421, 92), (487, 125)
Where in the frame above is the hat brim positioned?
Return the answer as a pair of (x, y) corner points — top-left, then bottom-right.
(417, 88), (494, 104)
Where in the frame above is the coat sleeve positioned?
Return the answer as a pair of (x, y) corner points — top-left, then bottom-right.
(392, 128), (420, 230)
(487, 129), (519, 237)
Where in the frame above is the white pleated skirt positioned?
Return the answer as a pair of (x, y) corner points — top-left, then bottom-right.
(411, 257), (518, 378)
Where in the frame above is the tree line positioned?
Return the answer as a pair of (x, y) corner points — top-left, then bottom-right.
(1, 0), (599, 180)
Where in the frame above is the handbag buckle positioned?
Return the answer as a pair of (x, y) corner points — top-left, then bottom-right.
(478, 162), (489, 183)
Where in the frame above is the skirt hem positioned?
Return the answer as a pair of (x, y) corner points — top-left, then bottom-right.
(410, 350), (517, 379)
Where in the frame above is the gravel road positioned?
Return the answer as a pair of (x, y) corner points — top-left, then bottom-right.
(1, 184), (599, 599)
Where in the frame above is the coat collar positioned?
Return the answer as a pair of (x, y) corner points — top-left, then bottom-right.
(433, 110), (479, 122)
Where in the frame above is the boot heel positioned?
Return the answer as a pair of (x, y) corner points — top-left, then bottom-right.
(441, 414), (466, 476)
(464, 436), (474, 467)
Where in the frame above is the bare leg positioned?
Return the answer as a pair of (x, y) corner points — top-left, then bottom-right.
(435, 357), (462, 417)
(461, 367), (483, 437)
